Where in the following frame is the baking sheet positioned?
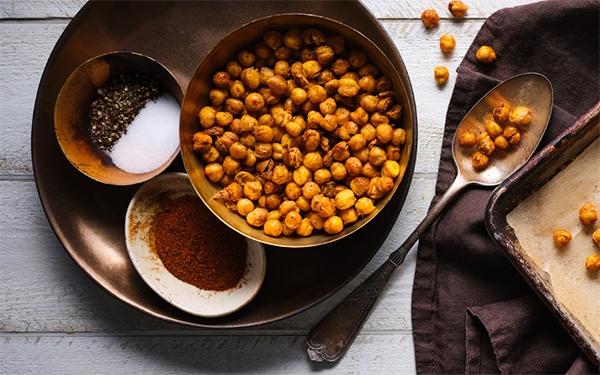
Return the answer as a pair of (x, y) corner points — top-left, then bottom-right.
(507, 137), (600, 348)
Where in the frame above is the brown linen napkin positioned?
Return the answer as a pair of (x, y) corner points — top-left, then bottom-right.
(411, 1), (600, 373)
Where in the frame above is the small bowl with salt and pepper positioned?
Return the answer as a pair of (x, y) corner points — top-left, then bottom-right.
(54, 51), (183, 185)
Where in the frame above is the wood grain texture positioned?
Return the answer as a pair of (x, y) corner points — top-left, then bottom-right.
(0, 19), (487, 176)
(1, 334), (415, 374)
(0, 0), (533, 19)
(0, 176), (434, 333)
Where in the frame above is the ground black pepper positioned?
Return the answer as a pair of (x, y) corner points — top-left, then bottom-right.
(89, 74), (160, 150)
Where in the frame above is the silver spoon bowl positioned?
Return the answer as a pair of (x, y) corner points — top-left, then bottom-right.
(307, 72), (553, 362)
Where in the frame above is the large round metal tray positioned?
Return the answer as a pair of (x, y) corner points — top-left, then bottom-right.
(32, 0), (417, 328)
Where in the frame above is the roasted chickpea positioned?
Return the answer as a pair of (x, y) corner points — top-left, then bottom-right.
(237, 49), (255, 67)
(331, 58), (350, 76)
(334, 189), (357, 210)
(228, 142), (246, 159)
(239, 135), (255, 149)
(321, 79), (338, 96)
(347, 134), (367, 152)
(348, 107), (367, 126)
(221, 156), (240, 176)
(243, 180), (262, 201)
(389, 129), (405, 147)
(258, 67), (275, 86)
(381, 160), (400, 179)
(367, 176), (394, 199)
(263, 219), (283, 237)
(330, 162), (347, 181)
(301, 152), (322, 171)
(202, 163), (223, 183)
(315, 45), (335, 65)
(552, 229), (572, 248)
(310, 194), (335, 218)
(459, 130), (477, 147)
(316, 97), (336, 115)
(282, 182), (300, 200)
(350, 177), (370, 197)
(362, 163), (378, 179)
(254, 41), (271, 60)
(421, 8), (440, 28)
(233, 198), (254, 217)
(242, 93), (263, 112)
(307, 84), (327, 104)
(246, 208), (268, 227)
(225, 98), (244, 115)
(314, 168), (332, 185)
(202, 146), (220, 163)
(355, 197), (376, 216)
(502, 125), (517, 138)
(337, 207), (357, 225)
(318, 69), (336, 84)
(237, 115), (255, 133)
(508, 131), (521, 145)
(209, 88), (228, 106)
(295, 196), (310, 212)
(494, 135), (509, 150)
(301, 60), (321, 79)
(280, 147), (302, 169)
(254, 142), (273, 159)
(192, 132), (213, 152)
(359, 75), (377, 93)
(213, 111), (232, 127)
(244, 149), (257, 167)
(302, 181), (321, 200)
(282, 211), (301, 230)
(226, 61), (243, 78)
(344, 157), (362, 177)
(476, 46), (496, 64)
(198, 106), (216, 128)
(493, 104), (510, 123)
(386, 104), (402, 121)
(485, 119), (504, 138)
(338, 78), (360, 97)
(592, 228), (600, 246)
(449, 0), (469, 17)
(345, 49), (365, 68)
(263, 30), (282, 49)
(272, 60), (289, 77)
(368, 147), (387, 166)
(374, 124), (393, 144)
(358, 95), (378, 113)
(579, 203), (598, 225)
(282, 120), (301, 137)
(439, 34), (456, 54)
(299, 28), (325, 46)
(478, 134), (495, 155)
(274, 45), (292, 60)
(354, 147), (370, 163)
(319, 114), (337, 132)
(434, 65), (449, 85)
(330, 141), (349, 161)
(212, 71), (231, 88)
(251, 126), (272, 143)
(269, 165), (288, 185)
(283, 28), (303, 50)
(471, 151), (489, 169)
(509, 106), (533, 127)
(322, 216), (343, 234)
(585, 254), (600, 272)
(295, 218), (314, 237)
(321, 34), (343, 54)
(387, 144), (401, 162)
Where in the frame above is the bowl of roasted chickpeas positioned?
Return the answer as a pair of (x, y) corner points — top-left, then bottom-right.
(180, 14), (414, 248)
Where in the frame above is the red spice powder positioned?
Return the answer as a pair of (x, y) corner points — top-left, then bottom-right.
(151, 195), (247, 291)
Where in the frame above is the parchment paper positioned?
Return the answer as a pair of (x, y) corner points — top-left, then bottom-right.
(507, 137), (600, 351)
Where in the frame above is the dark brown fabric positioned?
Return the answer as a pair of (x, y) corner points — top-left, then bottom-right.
(411, 1), (600, 373)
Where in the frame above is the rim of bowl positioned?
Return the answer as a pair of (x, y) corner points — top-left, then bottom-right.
(54, 50), (184, 186)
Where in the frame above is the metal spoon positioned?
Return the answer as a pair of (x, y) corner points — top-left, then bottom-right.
(307, 72), (553, 362)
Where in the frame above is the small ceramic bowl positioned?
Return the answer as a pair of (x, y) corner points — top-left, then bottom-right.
(54, 51), (183, 185)
(125, 172), (267, 317)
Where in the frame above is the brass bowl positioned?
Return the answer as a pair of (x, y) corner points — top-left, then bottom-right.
(180, 14), (415, 248)
(54, 51), (183, 185)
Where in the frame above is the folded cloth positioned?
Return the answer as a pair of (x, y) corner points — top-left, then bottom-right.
(411, 1), (600, 373)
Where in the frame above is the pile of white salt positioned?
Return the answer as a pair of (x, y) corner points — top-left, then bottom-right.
(108, 94), (180, 174)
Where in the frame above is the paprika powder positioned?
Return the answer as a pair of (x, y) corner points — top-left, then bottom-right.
(151, 195), (246, 291)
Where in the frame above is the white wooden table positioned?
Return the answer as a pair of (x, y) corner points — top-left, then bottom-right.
(0, 1), (531, 373)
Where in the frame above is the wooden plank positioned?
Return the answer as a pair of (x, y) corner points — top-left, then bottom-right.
(0, 333), (415, 374)
(0, 19), (488, 176)
(0, 175), (434, 333)
(0, 0), (533, 19)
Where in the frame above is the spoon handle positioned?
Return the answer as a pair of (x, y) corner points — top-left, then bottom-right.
(306, 174), (469, 362)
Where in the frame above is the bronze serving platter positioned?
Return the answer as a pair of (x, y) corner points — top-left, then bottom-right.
(486, 103), (600, 366)
(32, 0), (417, 327)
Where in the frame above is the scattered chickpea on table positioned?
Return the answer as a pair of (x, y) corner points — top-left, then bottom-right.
(552, 229), (572, 248)
(192, 27), (406, 238)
